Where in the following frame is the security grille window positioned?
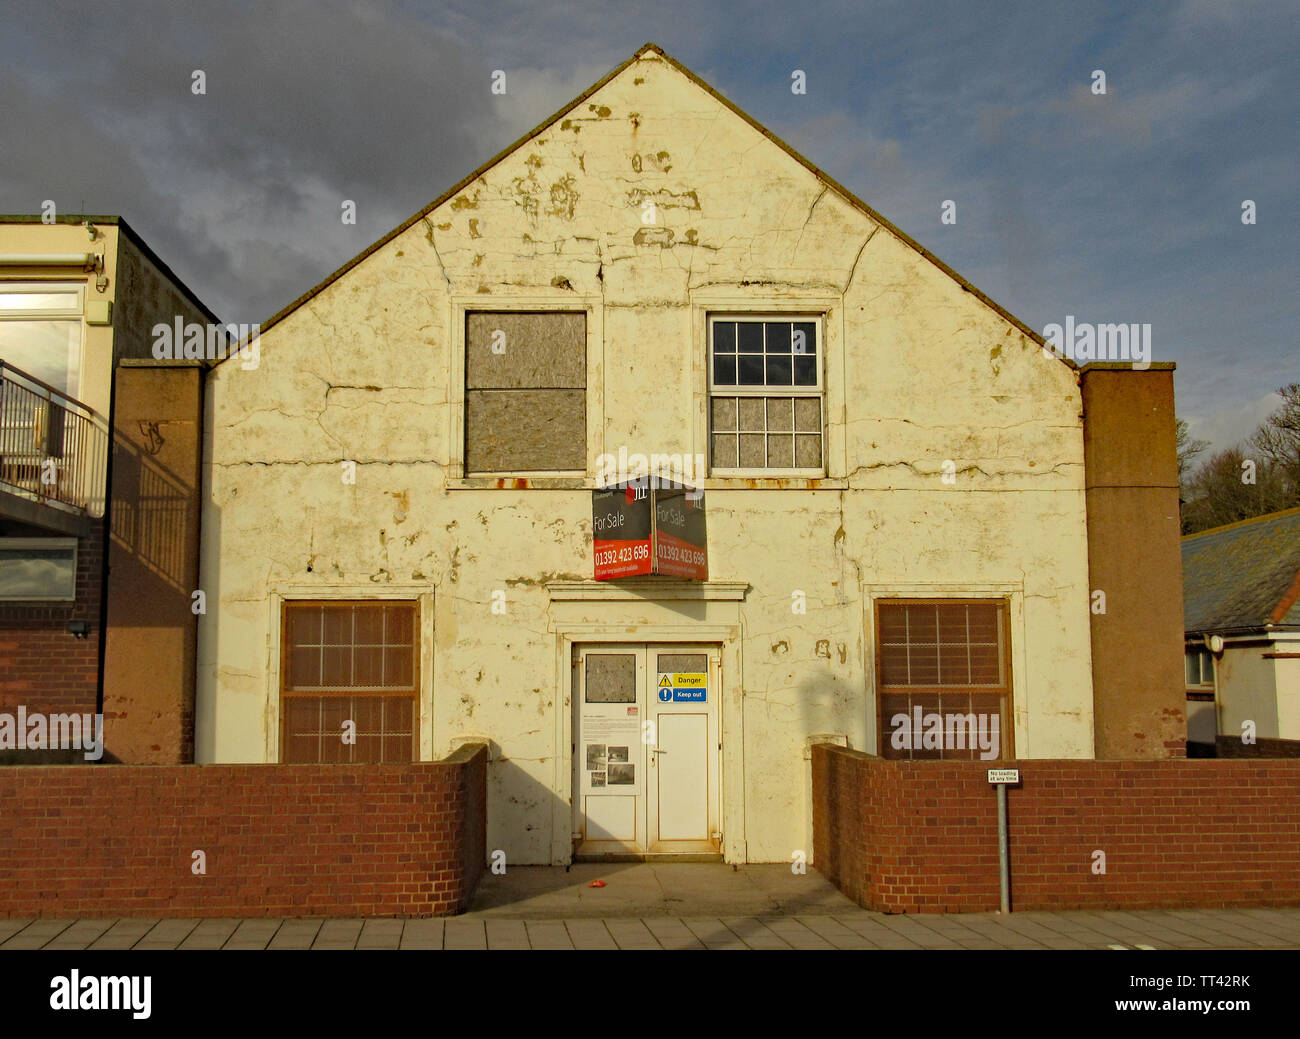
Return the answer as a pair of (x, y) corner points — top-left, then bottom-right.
(709, 316), (823, 472)
(1185, 648), (1214, 687)
(0, 538), (77, 601)
(876, 600), (1012, 760)
(464, 311), (586, 474)
(281, 601), (418, 763)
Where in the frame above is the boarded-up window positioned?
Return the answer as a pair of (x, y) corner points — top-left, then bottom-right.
(875, 600), (1012, 761)
(281, 601), (418, 763)
(465, 311), (586, 473)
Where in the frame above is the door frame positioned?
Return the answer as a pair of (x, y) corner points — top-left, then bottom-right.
(548, 606), (745, 865)
(571, 642), (722, 860)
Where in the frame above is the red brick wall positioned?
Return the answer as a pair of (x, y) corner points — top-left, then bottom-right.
(0, 521), (104, 722)
(0, 744), (488, 918)
(1217, 735), (1300, 758)
(812, 744), (1300, 913)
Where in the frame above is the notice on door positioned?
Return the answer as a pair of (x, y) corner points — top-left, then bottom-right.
(657, 672), (707, 703)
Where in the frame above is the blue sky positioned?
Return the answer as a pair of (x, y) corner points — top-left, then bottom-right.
(3, 0), (1295, 453)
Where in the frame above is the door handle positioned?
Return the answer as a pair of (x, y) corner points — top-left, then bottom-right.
(650, 748), (666, 755)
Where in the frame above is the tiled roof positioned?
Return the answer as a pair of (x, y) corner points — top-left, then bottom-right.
(1182, 507), (1300, 634)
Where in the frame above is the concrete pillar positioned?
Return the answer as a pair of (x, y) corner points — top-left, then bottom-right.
(1080, 362), (1186, 758)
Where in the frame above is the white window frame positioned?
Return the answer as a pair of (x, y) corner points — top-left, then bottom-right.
(0, 537), (78, 602)
(0, 281), (86, 400)
(707, 313), (826, 478)
(1185, 646), (1215, 688)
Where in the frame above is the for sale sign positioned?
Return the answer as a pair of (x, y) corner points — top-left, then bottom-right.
(592, 481), (707, 581)
(592, 483), (653, 579)
(653, 483), (708, 580)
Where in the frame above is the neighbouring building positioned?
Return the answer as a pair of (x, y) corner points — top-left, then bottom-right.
(1182, 506), (1300, 757)
(0, 216), (213, 763)
(191, 43), (1186, 865)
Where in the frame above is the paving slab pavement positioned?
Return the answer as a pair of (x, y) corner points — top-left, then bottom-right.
(4, 865), (1298, 950)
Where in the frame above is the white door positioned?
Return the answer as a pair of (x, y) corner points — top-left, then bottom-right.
(574, 643), (720, 858)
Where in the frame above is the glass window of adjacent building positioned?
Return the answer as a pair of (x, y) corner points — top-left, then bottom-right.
(0, 282), (85, 399)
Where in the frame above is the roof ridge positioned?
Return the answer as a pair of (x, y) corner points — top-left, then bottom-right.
(1182, 505), (1300, 541)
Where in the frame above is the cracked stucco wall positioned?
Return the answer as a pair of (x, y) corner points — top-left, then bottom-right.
(195, 49), (1094, 864)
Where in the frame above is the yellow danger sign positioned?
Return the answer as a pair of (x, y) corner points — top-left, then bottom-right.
(658, 674), (673, 687)
(673, 673), (706, 688)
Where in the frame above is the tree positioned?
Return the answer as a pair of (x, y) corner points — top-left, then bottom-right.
(1248, 383), (1300, 498)
(1181, 447), (1291, 533)
(1176, 418), (1209, 491)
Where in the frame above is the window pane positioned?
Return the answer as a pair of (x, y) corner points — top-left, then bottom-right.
(739, 434), (765, 467)
(287, 606), (321, 647)
(321, 606), (352, 645)
(765, 354), (792, 385)
(711, 396), (737, 432)
(737, 322), (763, 353)
(738, 354), (764, 384)
(354, 646), (384, 686)
(794, 322), (817, 355)
(737, 398), (765, 431)
(766, 434), (793, 467)
(764, 322), (791, 353)
(289, 646), (322, 689)
(321, 646), (352, 686)
(713, 321), (735, 353)
(0, 543), (76, 600)
(794, 355), (817, 386)
(657, 653), (706, 674)
(712, 433), (738, 467)
(585, 654), (636, 703)
(353, 606), (384, 644)
(766, 397), (793, 432)
(713, 354), (736, 386)
(794, 397), (821, 432)
(0, 320), (82, 397)
(0, 290), (81, 311)
(795, 434), (821, 467)
(385, 603), (415, 645)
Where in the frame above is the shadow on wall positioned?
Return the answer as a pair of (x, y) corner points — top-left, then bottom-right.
(193, 400), (221, 763)
(486, 748), (575, 872)
(796, 655), (859, 868)
(109, 435), (193, 605)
